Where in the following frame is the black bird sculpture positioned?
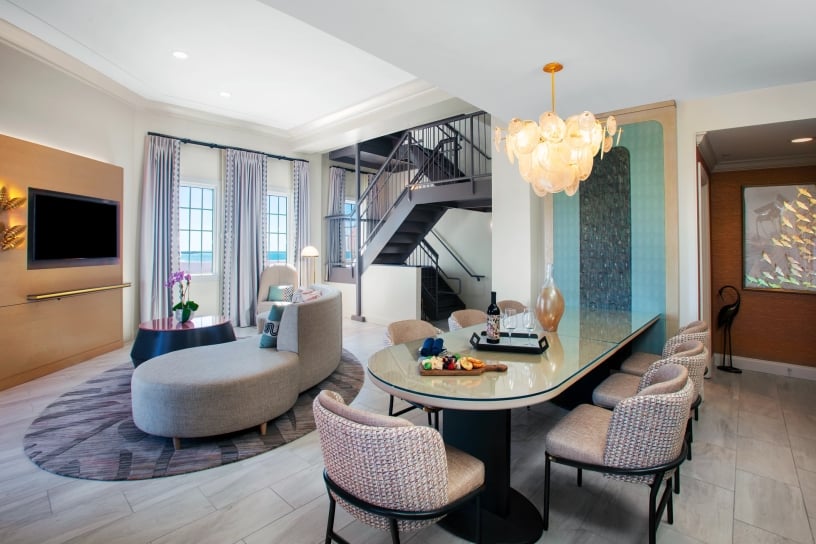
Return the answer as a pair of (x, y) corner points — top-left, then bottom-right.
(716, 285), (741, 373)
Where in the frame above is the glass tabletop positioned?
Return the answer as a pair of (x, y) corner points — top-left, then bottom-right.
(367, 310), (659, 410)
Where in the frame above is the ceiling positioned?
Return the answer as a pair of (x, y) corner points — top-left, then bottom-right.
(2, 0), (816, 167)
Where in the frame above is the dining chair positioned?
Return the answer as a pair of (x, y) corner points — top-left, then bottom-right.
(384, 319), (442, 428)
(497, 299), (525, 314)
(543, 364), (694, 544)
(592, 339), (707, 475)
(313, 390), (485, 544)
(448, 309), (488, 331)
(619, 320), (711, 386)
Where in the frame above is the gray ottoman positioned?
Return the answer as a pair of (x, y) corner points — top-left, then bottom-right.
(131, 336), (300, 449)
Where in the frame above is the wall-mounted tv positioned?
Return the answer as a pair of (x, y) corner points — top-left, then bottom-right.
(27, 188), (120, 269)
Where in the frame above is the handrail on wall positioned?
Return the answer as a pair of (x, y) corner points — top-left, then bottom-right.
(27, 282), (132, 301)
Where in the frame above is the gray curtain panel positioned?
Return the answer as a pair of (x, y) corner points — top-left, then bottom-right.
(327, 167), (345, 267)
(221, 149), (268, 327)
(139, 134), (180, 321)
(293, 160), (310, 281)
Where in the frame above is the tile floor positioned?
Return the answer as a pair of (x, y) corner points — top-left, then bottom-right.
(0, 318), (814, 543)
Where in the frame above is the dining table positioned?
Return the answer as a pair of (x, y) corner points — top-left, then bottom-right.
(367, 307), (660, 544)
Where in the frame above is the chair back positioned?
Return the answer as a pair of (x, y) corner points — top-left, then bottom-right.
(663, 320), (710, 360)
(448, 309), (488, 331)
(385, 319), (439, 346)
(257, 264), (298, 307)
(604, 364), (694, 484)
(497, 299), (525, 313)
(313, 390), (449, 532)
(649, 339), (706, 399)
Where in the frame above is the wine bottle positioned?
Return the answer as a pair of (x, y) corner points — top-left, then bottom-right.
(486, 291), (501, 344)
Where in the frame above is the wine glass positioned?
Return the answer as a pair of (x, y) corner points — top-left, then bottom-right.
(504, 308), (517, 345)
(523, 307), (536, 345)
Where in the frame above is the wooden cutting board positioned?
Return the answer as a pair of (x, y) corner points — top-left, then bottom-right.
(419, 363), (507, 376)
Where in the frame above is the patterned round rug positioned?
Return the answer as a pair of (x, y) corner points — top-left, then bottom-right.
(23, 349), (364, 481)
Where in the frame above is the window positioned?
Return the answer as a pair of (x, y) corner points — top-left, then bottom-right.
(342, 199), (356, 263)
(179, 183), (215, 274)
(266, 193), (288, 265)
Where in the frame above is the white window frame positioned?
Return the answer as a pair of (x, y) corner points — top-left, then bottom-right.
(179, 178), (218, 277)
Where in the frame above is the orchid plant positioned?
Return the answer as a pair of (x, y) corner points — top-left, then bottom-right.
(166, 270), (199, 322)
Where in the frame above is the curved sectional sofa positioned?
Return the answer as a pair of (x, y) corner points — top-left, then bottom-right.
(131, 284), (342, 449)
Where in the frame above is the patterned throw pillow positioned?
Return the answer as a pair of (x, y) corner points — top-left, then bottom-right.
(291, 287), (322, 303)
(267, 284), (294, 302)
(259, 303), (287, 348)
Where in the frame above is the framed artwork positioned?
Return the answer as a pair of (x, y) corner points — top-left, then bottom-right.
(742, 184), (816, 293)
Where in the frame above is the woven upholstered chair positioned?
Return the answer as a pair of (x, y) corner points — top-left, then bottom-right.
(448, 309), (488, 331)
(497, 299), (525, 313)
(619, 320), (711, 381)
(313, 390), (485, 544)
(384, 320), (442, 428)
(543, 364), (694, 544)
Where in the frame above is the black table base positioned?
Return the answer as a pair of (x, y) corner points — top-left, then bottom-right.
(442, 409), (544, 544)
(130, 319), (236, 367)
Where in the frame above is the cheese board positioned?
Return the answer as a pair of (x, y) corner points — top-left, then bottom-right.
(418, 362), (507, 376)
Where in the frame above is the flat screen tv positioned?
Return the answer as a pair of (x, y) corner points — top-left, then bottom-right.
(27, 188), (120, 269)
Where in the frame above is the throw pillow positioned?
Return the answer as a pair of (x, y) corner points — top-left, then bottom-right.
(259, 303), (287, 348)
(292, 287), (322, 303)
(267, 284), (294, 302)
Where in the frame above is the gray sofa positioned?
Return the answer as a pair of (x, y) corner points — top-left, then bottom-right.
(131, 284), (342, 448)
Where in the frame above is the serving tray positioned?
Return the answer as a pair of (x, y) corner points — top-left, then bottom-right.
(469, 331), (549, 354)
(419, 362), (507, 376)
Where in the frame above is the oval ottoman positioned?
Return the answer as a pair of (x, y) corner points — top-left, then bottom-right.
(131, 336), (300, 449)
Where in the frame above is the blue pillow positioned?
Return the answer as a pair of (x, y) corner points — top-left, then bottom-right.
(267, 284), (294, 302)
(259, 304), (287, 348)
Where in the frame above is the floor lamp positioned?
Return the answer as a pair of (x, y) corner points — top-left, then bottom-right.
(301, 245), (319, 287)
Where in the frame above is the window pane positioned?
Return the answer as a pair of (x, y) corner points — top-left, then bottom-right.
(264, 193), (288, 265)
(178, 184), (215, 274)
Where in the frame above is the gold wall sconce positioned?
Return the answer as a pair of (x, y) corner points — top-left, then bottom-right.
(0, 186), (26, 250)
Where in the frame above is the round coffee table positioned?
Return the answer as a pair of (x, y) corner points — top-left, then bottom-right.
(130, 315), (236, 367)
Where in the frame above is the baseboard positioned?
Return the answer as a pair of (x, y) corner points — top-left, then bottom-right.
(714, 353), (816, 381)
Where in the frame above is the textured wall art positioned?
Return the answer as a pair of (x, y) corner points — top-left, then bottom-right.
(742, 184), (816, 293)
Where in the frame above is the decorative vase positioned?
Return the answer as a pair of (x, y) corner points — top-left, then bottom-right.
(174, 309), (195, 323)
(535, 263), (565, 332)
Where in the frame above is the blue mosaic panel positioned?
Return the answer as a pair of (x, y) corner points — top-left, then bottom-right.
(579, 147), (631, 311)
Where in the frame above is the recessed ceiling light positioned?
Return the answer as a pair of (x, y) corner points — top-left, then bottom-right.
(791, 137), (813, 143)
(219, 91), (231, 98)
(172, 51), (188, 60)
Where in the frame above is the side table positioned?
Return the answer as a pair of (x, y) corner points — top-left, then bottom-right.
(130, 315), (236, 367)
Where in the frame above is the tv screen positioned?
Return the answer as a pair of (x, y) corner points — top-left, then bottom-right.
(27, 188), (120, 269)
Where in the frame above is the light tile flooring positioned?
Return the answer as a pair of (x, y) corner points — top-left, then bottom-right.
(0, 318), (814, 543)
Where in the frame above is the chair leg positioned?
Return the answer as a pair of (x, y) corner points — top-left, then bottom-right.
(543, 456), (551, 531)
(648, 478), (660, 544)
(685, 419), (693, 460)
(577, 467), (583, 487)
(388, 395), (395, 416)
(667, 477), (674, 524)
(325, 495), (337, 544)
(674, 464), (680, 494)
(388, 518), (400, 544)
(474, 492), (482, 544)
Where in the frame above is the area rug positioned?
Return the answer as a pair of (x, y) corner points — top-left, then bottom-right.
(23, 349), (364, 481)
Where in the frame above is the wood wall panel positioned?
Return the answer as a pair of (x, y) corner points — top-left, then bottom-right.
(0, 134), (124, 390)
(709, 166), (816, 367)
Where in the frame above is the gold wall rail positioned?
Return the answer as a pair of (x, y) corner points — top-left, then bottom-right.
(27, 282), (131, 301)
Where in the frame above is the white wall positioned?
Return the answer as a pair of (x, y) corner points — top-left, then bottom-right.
(430, 208), (492, 310)
(1, 41), (319, 341)
(361, 265), (420, 325)
(676, 80), (816, 323)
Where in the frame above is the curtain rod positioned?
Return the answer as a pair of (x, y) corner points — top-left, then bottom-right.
(330, 164), (376, 175)
(147, 131), (307, 163)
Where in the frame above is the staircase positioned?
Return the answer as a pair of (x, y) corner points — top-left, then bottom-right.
(329, 111), (492, 319)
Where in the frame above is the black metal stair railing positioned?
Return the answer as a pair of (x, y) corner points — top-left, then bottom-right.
(405, 239), (464, 321)
(357, 111), (492, 260)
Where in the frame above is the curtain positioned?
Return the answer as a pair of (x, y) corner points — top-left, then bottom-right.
(292, 160), (310, 279)
(327, 167), (345, 267)
(221, 149), (267, 327)
(139, 134), (180, 321)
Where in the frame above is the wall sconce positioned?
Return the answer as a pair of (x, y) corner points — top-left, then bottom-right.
(0, 186), (26, 251)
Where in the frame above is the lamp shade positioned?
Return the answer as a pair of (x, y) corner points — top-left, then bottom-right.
(301, 245), (319, 258)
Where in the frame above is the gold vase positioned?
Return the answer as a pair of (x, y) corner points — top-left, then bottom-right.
(535, 263), (565, 332)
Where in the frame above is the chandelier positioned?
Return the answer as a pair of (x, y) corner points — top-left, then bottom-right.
(493, 62), (621, 196)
